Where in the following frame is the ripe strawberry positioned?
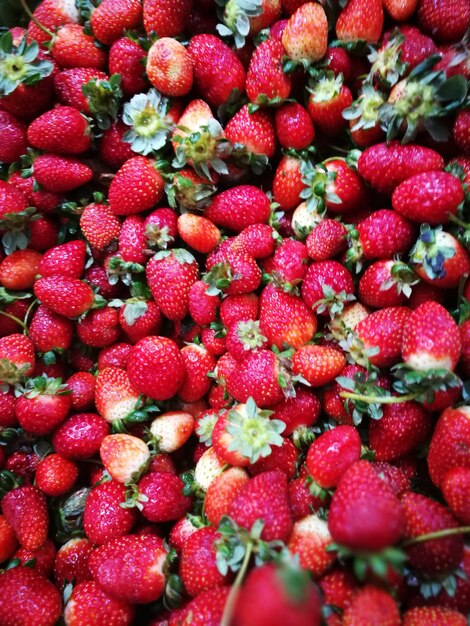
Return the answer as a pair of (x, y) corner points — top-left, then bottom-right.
(246, 39), (291, 106)
(0, 334), (35, 385)
(369, 401), (432, 461)
(355, 306), (411, 368)
(119, 299), (162, 344)
(147, 38), (193, 97)
(282, 3), (328, 64)
(336, 0), (384, 43)
(50, 23), (107, 70)
(403, 607), (468, 626)
(288, 513), (335, 578)
(225, 104), (276, 164)
(402, 301), (461, 371)
(145, 207), (178, 249)
(83, 481), (137, 546)
(38, 239), (86, 279)
(127, 336), (185, 401)
(318, 569), (356, 626)
(15, 375), (72, 436)
(54, 68), (108, 112)
(269, 388), (321, 435)
(417, 0), (470, 43)
(64, 581), (135, 626)
(2, 485), (48, 550)
(138, 471), (192, 522)
(100, 434), (150, 484)
(353, 209), (416, 263)
(204, 467), (249, 527)
(342, 586), (400, 626)
(177, 213), (221, 254)
(205, 186), (270, 232)
(33, 154), (93, 193)
(427, 406), (470, 487)
(53, 413), (110, 460)
(401, 491), (464, 575)
(237, 224), (276, 259)
(97, 342), (132, 370)
(329, 461), (404, 551)
(306, 425), (361, 489)
(228, 470), (293, 541)
(226, 348), (286, 407)
(232, 562), (321, 626)
(34, 277), (94, 317)
(383, 0), (419, 21)
(35, 454), (78, 497)
(272, 154), (305, 211)
(274, 102), (314, 151)
(27, 106), (90, 156)
(0, 180), (29, 223)
(306, 219), (347, 261)
(0, 515), (18, 563)
(292, 345), (346, 387)
(27, 0), (79, 46)
(220, 293), (259, 327)
(175, 586), (230, 626)
(180, 527), (231, 597)
(78, 307), (120, 349)
(90, 0), (142, 46)
(0, 249), (42, 290)
(307, 74), (353, 137)
(453, 110), (470, 155)
(0, 110), (28, 163)
(108, 38), (147, 97)
(80, 203), (121, 251)
(109, 157), (165, 216)
(302, 260), (355, 316)
(178, 344), (215, 402)
(0, 566), (62, 626)
(143, 0), (192, 37)
(442, 467), (470, 524)
(88, 534), (167, 604)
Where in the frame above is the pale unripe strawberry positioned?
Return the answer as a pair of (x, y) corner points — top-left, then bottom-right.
(100, 434), (150, 484)
(194, 447), (225, 491)
(288, 514), (335, 577)
(149, 411), (194, 453)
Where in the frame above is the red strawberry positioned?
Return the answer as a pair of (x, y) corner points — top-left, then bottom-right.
(64, 581), (135, 626)
(336, 0), (384, 43)
(178, 343), (215, 402)
(205, 186), (270, 232)
(0, 180), (29, 220)
(306, 425), (361, 489)
(318, 569), (356, 626)
(50, 23), (107, 70)
(272, 154), (305, 211)
(95, 367), (142, 424)
(0, 110), (28, 163)
(306, 219), (347, 261)
(38, 239), (86, 278)
(188, 280), (220, 325)
(180, 527), (231, 597)
(175, 586), (230, 626)
(226, 348), (286, 407)
(146, 249), (199, 321)
(302, 260), (355, 317)
(27, 0), (79, 46)
(147, 37), (193, 97)
(282, 3), (328, 64)
(54, 68), (108, 112)
(427, 406), (470, 487)
(237, 224), (276, 259)
(0, 514), (18, 562)
(357, 142), (444, 195)
(0, 566), (62, 626)
(402, 301), (461, 371)
(328, 461), (405, 551)
(307, 74), (353, 137)
(53, 413), (110, 460)
(100, 434), (150, 484)
(27, 106), (90, 155)
(288, 513), (335, 577)
(108, 39), (148, 97)
(90, 0), (142, 46)
(225, 104), (276, 164)
(401, 491), (464, 575)
(143, 0), (192, 37)
(83, 481), (136, 546)
(0, 334), (35, 385)
(246, 39), (291, 106)
(138, 471), (192, 522)
(403, 607), (468, 626)
(35, 454), (77, 499)
(15, 375), (72, 436)
(383, 0), (419, 21)
(88, 534), (167, 604)
(119, 299), (162, 344)
(228, 470), (293, 541)
(77, 307), (120, 349)
(33, 154), (93, 193)
(80, 203), (121, 251)
(268, 387), (321, 435)
(2, 485), (48, 550)
(417, 0), (470, 43)
(127, 336), (185, 401)
(292, 345), (346, 387)
(11, 539), (55, 576)
(443, 467), (470, 524)
(342, 586), (400, 626)
(275, 102), (314, 151)
(177, 213), (221, 254)
(355, 209), (416, 261)
(65, 372), (95, 411)
(355, 306), (411, 368)
(34, 276), (94, 317)
(0, 249), (42, 290)
(358, 260), (416, 308)
(453, 110), (470, 155)
(204, 467), (250, 527)
(109, 157), (165, 216)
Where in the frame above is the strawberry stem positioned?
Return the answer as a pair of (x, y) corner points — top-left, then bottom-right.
(0, 310), (28, 333)
(339, 391), (417, 404)
(448, 214), (470, 230)
(19, 0), (55, 39)
(404, 526), (470, 546)
(221, 541), (253, 626)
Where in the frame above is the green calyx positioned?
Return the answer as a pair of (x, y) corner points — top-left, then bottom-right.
(236, 320), (267, 351)
(154, 247), (196, 266)
(328, 543), (407, 582)
(226, 397), (285, 464)
(203, 261), (234, 296)
(300, 161), (341, 213)
(392, 363), (462, 405)
(0, 32), (54, 96)
(145, 222), (174, 249)
(172, 120), (232, 180)
(0, 359), (31, 387)
(336, 369), (389, 425)
(16, 374), (71, 399)
(216, 0), (263, 49)
(82, 73), (123, 131)
(314, 284), (356, 319)
(122, 89), (173, 156)
(308, 72), (343, 103)
(343, 83), (385, 131)
(367, 31), (408, 88)
(409, 224), (455, 281)
(196, 411), (220, 446)
(106, 256), (145, 286)
(380, 261), (419, 298)
(166, 173), (216, 210)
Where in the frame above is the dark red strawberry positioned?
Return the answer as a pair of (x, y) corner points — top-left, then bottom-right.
(0, 110), (28, 163)
(109, 157), (165, 216)
(53, 413), (110, 460)
(83, 480), (137, 546)
(15, 375), (72, 436)
(33, 154), (93, 193)
(443, 467), (470, 524)
(307, 73), (353, 137)
(355, 306), (411, 368)
(91, 0), (143, 45)
(427, 406), (470, 487)
(38, 239), (86, 278)
(180, 527), (231, 597)
(64, 581), (135, 626)
(2, 485), (48, 550)
(143, 0), (192, 37)
(205, 185), (271, 232)
(418, 0), (470, 42)
(275, 102), (315, 150)
(138, 472), (192, 522)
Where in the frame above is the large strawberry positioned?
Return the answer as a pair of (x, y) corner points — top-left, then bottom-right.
(15, 375), (72, 436)
(282, 3), (327, 65)
(90, 0), (142, 46)
(108, 156), (165, 216)
(143, 0), (192, 37)
(83, 481), (137, 546)
(336, 0), (384, 43)
(246, 38), (291, 106)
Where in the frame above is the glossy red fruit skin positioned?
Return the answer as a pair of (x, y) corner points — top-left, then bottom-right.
(418, 0), (470, 43)
(64, 580), (135, 626)
(35, 454), (78, 496)
(53, 537), (94, 589)
(342, 586), (400, 626)
(0, 110), (28, 163)
(357, 209), (416, 259)
(83, 481), (137, 546)
(443, 467), (470, 524)
(180, 527), (231, 597)
(138, 472), (192, 522)
(275, 102), (315, 150)
(2, 485), (48, 551)
(268, 388), (321, 436)
(306, 426), (362, 488)
(355, 306), (411, 368)
(52, 413), (110, 460)
(427, 406), (470, 487)
(403, 606), (468, 626)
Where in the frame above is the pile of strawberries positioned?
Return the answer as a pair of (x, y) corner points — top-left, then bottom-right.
(0, 0), (470, 623)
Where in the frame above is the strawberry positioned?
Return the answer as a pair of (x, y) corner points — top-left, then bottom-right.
(175, 586), (230, 626)
(38, 239), (86, 278)
(80, 203), (121, 251)
(205, 186), (271, 232)
(77, 307), (120, 348)
(443, 467), (470, 524)
(119, 299), (162, 344)
(33, 154), (93, 193)
(90, 0), (142, 46)
(194, 446), (225, 491)
(401, 491), (464, 575)
(100, 434), (150, 484)
(268, 388), (320, 435)
(342, 586), (400, 626)
(34, 276), (94, 317)
(307, 74), (353, 137)
(274, 102), (315, 151)
(0, 514), (18, 563)
(64, 581), (135, 626)
(328, 461), (404, 551)
(204, 467), (250, 527)
(383, 0), (419, 21)
(292, 344), (346, 387)
(246, 39), (291, 106)
(220, 293), (259, 327)
(0, 566), (62, 626)
(453, 110), (470, 155)
(146, 249), (199, 321)
(188, 34), (246, 109)
(357, 142), (444, 195)
(83, 481), (137, 546)
(355, 306), (411, 368)
(138, 471), (192, 522)
(318, 569), (356, 626)
(143, 0), (192, 37)
(95, 367), (143, 424)
(0, 180), (29, 223)
(232, 562), (321, 626)
(177, 213), (221, 254)
(369, 402), (432, 461)
(145, 207), (178, 249)
(301, 260), (355, 317)
(35, 453), (78, 497)
(271, 238), (309, 285)
(336, 0), (384, 43)
(178, 343), (216, 402)
(11, 537), (55, 576)
(402, 301), (461, 371)
(306, 425), (361, 489)
(0, 333), (35, 385)
(225, 104), (276, 167)
(403, 607), (468, 626)
(2, 485), (48, 550)
(127, 336), (185, 401)
(53, 538), (94, 588)
(237, 224), (276, 259)
(15, 375), (72, 436)
(147, 38), (193, 97)
(282, 3), (328, 64)
(50, 24), (107, 70)
(417, 0), (470, 43)
(226, 348), (287, 406)
(306, 219), (347, 262)
(272, 154), (305, 211)
(358, 260), (414, 309)
(27, 0), (79, 46)
(108, 38), (148, 97)
(53, 68), (108, 112)
(53, 413), (110, 460)
(188, 280), (220, 325)
(288, 514), (335, 577)
(427, 406), (470, 487)
(27, 105), (90, 155)
(0, 249), (42, 290)
(150, 409), (193, 453)
(88, 534), (167, 604)
(97, 343), (132, 370)
(109, 157), (165, 216)
(0, 110), (28, 163)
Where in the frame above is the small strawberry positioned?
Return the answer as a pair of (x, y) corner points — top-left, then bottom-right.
(100, 434), (150, 484)
(0, 333), (35, 385)
(336, 0), (384, 43)
(83, 481), (137, 546)
(0, 515), (18, 563)
(292, 344), (346, 387)
(301, 260), (355, 317)
(328, 461), (405, 551)
(95, 367), (144, 424)
(50, 23), (107, 70)
(226, 348), (287, 407)
(145, 207), (178, 249)
(204, 467), (250, 527)
(90, 0), (143, 46)
(178, 343), (216, 402)
(443, 467), (470, 524)
(427, 406), (470, 487)
(147, 37), (193, 97)
(354, 306), (411, 368)
(342, 586), (400, 626)
(175, 586), (230, 626)
(0, 249), (42, 290)
(177, 213), (221, 254)
(282, 3), (328, 65)
(138, 471), (192, 522)
(272, 154), (305, 212)
(27, 0), (79, 46)
(53, 413), (110, 460)
(306, 219), (347, 262)
(2, 485), (49, 550)
(109, 156), (165, 216)
(205, 185), (271, 232)
(34, 276), (94, 317)
(143, 0), (192, 37)
(77, 307), (120, 348)
(0, 110), (28, 163)
(108, 38), (148, 97)
(453, 110), (470, 155)
(307, 74), (353, 137)
(246, 38), (291, 106)
(119, 299), (162, 344)
(383, 0), (419, 21)
(15, 375), (72, 436)
(403, 607), (468, 626)
(306, 425), (361, 489)
(268, 387), (321, 435)
(38, 239), (87, 279)
(149, 411), (194, 453)
(237, 224), (276, 259)
(288, 513), (335, 577)
(64, 581), (135, 626)
(225, 104), (276, 171)
(35, 454), (78, 497)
